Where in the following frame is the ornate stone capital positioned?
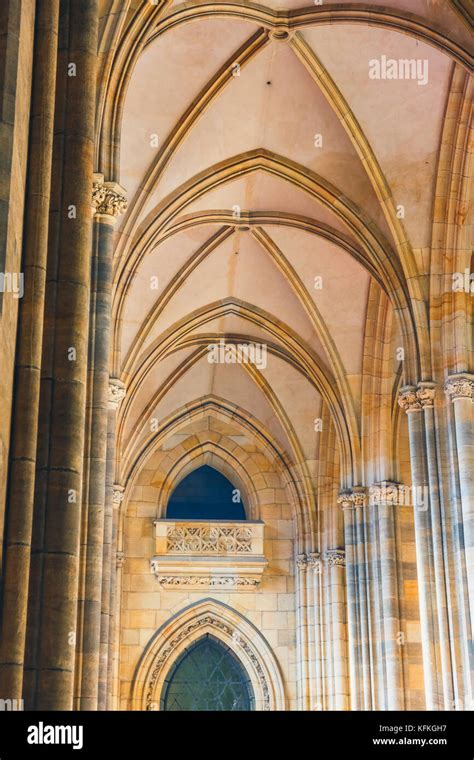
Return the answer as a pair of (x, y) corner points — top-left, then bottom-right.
(445, 373), (474, 402)
(112, 484), (124, 507)
(417, 382), (436, 409)
(337, 487), (367, 510)
(92, 173), (127, 219)
(325, 549), (345, 568)
(296, 553), (308, 570)
(116, 551), (125, 568)
(398, 385), (421, 412)
(369, 481), (404, 506)
(307, 551), (322, 573)
(108, 378), (126, 410)
(398, 383), (436, 412)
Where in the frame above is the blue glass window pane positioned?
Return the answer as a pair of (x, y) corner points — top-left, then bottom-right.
(166, 465), (246, 520)
(161, 635), (255, 711)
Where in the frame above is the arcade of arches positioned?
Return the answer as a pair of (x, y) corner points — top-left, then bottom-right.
(0, 0), (472, 712)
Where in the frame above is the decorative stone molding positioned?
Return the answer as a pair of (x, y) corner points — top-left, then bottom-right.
(337, 488), (367, 510)
(325, 549), (346, 568)
(112, 485), (125, 507)
(108, 378), (126, 410)
(445, 373), (474, 402)
(151, 519), (267, 591)
(92, 173), (127, 219)
(116, 551), (125, 568)
(153, 573), (260, 590)
(398, 383), (436, 412)
(132, 599), (286, 711)
(166, 524), (253, 554)
(369, 481), (404, 506)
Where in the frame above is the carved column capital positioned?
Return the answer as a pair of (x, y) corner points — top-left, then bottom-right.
(445, 373), (474, 402)
(296, 553), (308, 570)
(369, 481), (404, 506)
(337, 487), (367, 510)
(307, 551), (322, 573)
(108, 378), (126, 410)
(398, 383), (436, 412)
(398, 385), (421, 412)
(92, 173), (127, 221)
(112, 484), (125, 507)
(325, 549), (346, 568)
(417, 382), (436, 409)
(116, 551), (125, 568)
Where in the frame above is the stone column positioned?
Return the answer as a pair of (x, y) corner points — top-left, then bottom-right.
(445, 375), (474, 629)
(295, 553), (310, 709)
(111, 544), (125, 710)
(307, 552), (322, 710)
(77, 177), (126, 709)
(31, 0), (99, 711)
(338, 488), (369, 709)
(324, 550), (349, 710)
(99, 384), (125, 710)
(0, 0), (60, 701)
(398, 384), (452, 710)
(369, 482), (405, 709)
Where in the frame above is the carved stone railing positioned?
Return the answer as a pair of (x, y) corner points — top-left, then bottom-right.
(151, 520), (266, 590)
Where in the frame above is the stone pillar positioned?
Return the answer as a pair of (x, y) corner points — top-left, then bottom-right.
(368, 482), (405, 709)
(307, 552), (322, 710)
(31, 0), (99, 711)
(111, 544), (125, 710)
(99, 385), (125, 710)
(0, 0), (60, 701)
(295, 553), (311, 709)
(324, 550), (349, 710)
(398, 384), (452, 709)
(445, 375), (474, 629)
(338, 488), (369, 709)
(77, 177), (126, 709)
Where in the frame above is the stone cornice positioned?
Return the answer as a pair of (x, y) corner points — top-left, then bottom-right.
(92, 173), (127, 219)
(108, 378), (126, 410)
(444, 373), (474, 402)
(398, 382), (436, 412)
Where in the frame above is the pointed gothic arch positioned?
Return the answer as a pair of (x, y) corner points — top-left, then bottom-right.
(131, 599), (286, 711)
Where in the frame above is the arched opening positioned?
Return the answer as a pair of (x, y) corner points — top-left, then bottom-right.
(166, 465), (246, 520)
(160, 634), (255, 711)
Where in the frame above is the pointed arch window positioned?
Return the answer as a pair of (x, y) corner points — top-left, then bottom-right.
(166, 465), (246, 520)
(161, 634), (255, 711)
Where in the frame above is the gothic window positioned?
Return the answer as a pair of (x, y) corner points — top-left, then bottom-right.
(166, 465), (246, 520)
(161, 634), (255, 711)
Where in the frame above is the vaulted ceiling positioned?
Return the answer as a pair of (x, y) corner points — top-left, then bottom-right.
(97, 0), (472, 488)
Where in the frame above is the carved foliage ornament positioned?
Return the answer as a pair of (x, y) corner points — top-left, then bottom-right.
(145, 615), (271, 711)
(337, 489), (367, 510)
(167, 525), (253, 554)
(156, 575), (260, 589)
(108, 379), (126, 410)
(398, 383), (436, 412)
(369, 481), (403, 506)
(444, 375), (474, 402)
(92, 178), (127, 217)
(325, 550), (346, 568)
